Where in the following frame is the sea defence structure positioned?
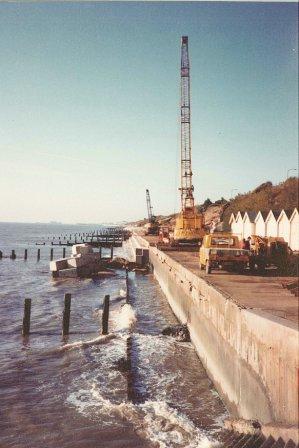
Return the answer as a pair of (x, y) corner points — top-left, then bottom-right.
(130, 233), (298, 440)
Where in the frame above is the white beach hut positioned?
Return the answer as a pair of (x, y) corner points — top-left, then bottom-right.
(277, 210), (292, 245)
(229, 213), (237, 235)
(254, 211), (267, 237)
(289, 208), (299, 251)
(265, 210), (280, 237)
(243, 211), (257, 239)
(232, 211), (245, 239)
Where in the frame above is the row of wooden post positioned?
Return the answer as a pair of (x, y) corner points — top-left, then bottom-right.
(1, 246), (114, 261)
(22, 292), (112, 337)
(21, 264), (127, 338)
(22, 293), (72, 337)
(0, 247), (67, 261)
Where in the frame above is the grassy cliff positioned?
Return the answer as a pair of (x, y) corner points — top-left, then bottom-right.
(129, 177), (298, 230)
(221, 177), (298, 226)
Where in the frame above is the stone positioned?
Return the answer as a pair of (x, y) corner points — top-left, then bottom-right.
(58, 268), (78, 278)
(71, 244), (93, 256)
(162, 324), (191, 342)
(50, 258), (68, 272)
(67, 256), (89, 268)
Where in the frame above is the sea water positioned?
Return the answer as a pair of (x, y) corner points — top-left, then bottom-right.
(0, 222), (227, 448)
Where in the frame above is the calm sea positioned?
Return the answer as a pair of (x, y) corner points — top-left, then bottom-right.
(0, 222), (227, 448)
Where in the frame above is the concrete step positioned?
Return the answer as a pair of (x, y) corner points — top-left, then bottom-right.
(285, 441), (297, 448)
(219, 433), (298, 448)
(226, 434), (245, 448)
(233, 434), (255, 447)
(259, 436), (276, 448)
(242, 434), (267, 448)
(271, 438), (289, 448)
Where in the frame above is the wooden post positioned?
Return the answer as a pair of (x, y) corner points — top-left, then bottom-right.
(22, 298), (31, 336)
(11, 250), (16, 260)
(24, 249), (28, 260)
(50, 248), (54, 260)
(63, 247), (66, 258)
(0, 250), (2, 259)
(102, 295), (110, 335)
(62, 293), (71, 336)
(110, 245), (113, 259)
(99, 246), (102, 259)
(37, 248), (40, 261)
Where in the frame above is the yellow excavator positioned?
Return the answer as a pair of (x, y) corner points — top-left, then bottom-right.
(173, 36), (205, 245)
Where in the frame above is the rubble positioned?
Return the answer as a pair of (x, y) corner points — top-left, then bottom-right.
(162, 324), (191, 342)
(50, 244), (103, 278)
(50, 244), (143, 279)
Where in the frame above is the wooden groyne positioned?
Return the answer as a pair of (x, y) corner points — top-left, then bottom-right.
(0, 228), (131, 260)
(36, 228), (131, 248)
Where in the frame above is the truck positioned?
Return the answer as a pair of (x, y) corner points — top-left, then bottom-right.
(199, 233), (250, 274)
(249, 235), (289, 273)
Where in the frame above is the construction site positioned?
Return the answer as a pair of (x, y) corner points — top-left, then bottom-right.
(129, 36), (298, 447)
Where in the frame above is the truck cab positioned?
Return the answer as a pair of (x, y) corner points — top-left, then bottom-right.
(199, 233), (250, 274)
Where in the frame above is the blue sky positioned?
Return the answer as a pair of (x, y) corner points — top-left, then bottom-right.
(0, 2), (297, 223)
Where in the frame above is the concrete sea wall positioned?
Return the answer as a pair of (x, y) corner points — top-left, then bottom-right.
(131, 236), (298, 428)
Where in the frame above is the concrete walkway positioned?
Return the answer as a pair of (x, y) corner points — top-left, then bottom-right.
(166, 250), (298, 324)
(140, 233), (298, 324)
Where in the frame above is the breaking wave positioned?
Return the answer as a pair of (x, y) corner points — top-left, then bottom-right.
(59, 333), (117, 351)
(67, 383), (219, 448)
(116, 303), (137, 331)
(119, 288), (127, 297)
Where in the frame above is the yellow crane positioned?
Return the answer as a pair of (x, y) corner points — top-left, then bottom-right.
(174, 36), (205, 244)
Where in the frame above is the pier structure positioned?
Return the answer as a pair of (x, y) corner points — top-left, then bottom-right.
(36, 227), (130, 248)
(130, 232), (298, 444)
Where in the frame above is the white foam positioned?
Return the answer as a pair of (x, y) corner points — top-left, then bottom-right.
(67, 382), (219, 448)
(59, 333), (117, 351)
(116, 304), (136, 331)
(138, 400), (219, 448)
(119, 288), (127, 298)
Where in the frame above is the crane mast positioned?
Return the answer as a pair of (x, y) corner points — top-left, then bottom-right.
(145, 189), (159, 235)
(146, 189), (154, 223)
(180, 35), (194, 213)
(173, 36), (204, 244)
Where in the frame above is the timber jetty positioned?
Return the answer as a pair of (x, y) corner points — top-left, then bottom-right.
(130, 230), (299, 447)
(36, 227), (131, 248)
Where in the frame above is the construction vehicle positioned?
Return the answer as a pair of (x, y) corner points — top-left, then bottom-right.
(158, 225), (171, 245)
(145, 189), (159, 235)
(249, 235), (289, 273)
(173, 36), (205, 245)
(199, 233), (250, 274)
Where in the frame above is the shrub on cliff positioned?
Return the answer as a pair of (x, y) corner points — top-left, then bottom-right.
(222, 177), (298, 226)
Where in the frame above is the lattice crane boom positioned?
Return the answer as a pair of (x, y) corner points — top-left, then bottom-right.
(146, 189), (155, 223)
(173, 36), (204, 244)
(180, 36), (194, 213)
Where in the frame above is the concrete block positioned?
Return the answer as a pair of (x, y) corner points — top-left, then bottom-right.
(67, 256), (89, 268)
(81, 253), (101, 262)
(72, 244), (93, 256)
(58, 268), (78, 278)
(50, 258), (68, 272)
